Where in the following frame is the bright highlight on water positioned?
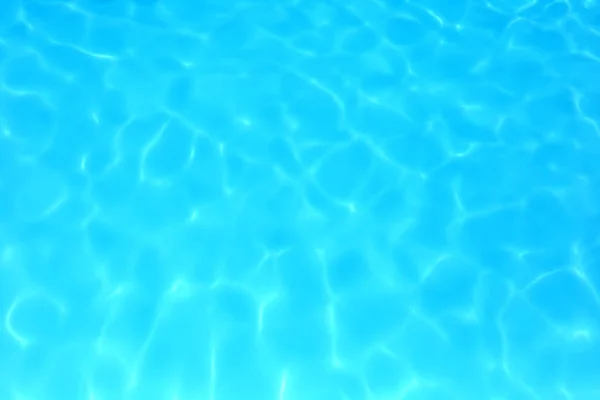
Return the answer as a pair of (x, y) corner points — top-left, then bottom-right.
(1, 0), (600, 399)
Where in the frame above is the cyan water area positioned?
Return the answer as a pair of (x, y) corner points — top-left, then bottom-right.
(1, 0), (600, 399)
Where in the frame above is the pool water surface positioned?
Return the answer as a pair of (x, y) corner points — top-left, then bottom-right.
(1, 0), (600, 399)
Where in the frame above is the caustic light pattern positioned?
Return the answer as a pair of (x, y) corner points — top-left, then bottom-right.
(1, 0), (600, 399)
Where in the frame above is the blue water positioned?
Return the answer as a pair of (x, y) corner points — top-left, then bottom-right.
(1, 0), (600, 399)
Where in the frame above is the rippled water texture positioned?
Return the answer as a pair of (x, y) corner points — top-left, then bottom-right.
(1, 0), (600, 399)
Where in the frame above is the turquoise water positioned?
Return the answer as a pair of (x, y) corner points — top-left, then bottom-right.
(1, 0), (600, 399)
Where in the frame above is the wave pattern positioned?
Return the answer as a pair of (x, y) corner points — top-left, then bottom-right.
(1, 0), (600, 399)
